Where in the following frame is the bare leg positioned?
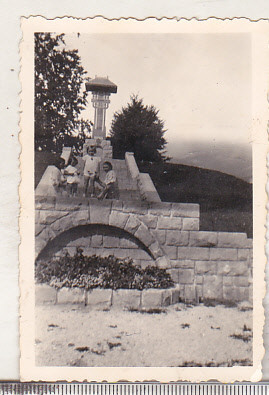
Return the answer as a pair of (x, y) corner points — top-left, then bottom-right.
(67, 184), (73, 196)
(88, 175), (96, 196)
(93, 176), (105, 198)
(97, 185), (109, 200)
(84, 176), (90, 196)
(71, 183), (78, 196)
(94, 176), (105, 188)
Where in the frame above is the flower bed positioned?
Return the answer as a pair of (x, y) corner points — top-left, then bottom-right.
(35, 249), (174, 290)
(35, 249), (178, 309)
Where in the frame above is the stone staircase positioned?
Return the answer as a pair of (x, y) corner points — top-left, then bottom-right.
(58, 140), (159, 202)
(36, 142), (160, 202)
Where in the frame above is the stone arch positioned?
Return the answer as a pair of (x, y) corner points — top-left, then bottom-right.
(35, 208), (170, 267)
(36, 224), (154, 262)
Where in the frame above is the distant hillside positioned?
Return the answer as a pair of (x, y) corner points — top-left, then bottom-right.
(138, 161), (252, 237)
(167, 140), (252, 183)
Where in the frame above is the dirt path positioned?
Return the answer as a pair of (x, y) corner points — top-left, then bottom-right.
(35, 303), (252, 367)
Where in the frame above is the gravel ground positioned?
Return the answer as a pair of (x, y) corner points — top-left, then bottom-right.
(35, 303), (252, 367)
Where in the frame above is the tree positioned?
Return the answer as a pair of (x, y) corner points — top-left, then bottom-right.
(53, 118), (93, 155)
(35, 33), (91, 152)
(110, 96), (168, 162)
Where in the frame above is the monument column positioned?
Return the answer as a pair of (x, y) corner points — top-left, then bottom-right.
(86, 76), (117, 140)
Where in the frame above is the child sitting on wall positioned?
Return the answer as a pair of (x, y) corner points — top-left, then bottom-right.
(97, 161), (119, 200)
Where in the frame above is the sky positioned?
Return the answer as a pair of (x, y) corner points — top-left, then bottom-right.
(64, 33), (252, 181)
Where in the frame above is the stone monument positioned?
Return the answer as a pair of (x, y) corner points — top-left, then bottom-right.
(82, 76), (161, 201)
(83, 76), (117, 159)
(35, 77), (253, 304)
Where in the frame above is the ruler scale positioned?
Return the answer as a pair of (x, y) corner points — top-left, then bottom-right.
(0, 384), (269, 395)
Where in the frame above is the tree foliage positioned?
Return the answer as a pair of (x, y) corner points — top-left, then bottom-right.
(110, 96), (168, 162)
(35, 33), (91, 152)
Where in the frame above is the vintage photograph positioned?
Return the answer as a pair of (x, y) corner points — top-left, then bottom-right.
(19, 18), (268, 382)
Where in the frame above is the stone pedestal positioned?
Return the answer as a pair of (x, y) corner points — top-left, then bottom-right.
(60, 147), (72, 165)
(82, 138), (112, 159)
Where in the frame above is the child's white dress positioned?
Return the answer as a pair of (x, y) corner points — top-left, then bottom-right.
(64, 165), (80, 185)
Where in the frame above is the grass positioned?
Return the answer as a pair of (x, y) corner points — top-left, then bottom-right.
(182, 299), (238, 308)
(138, 161), (252, 237)
(180, 359), (252, 367)
(202, 299), (238, 308)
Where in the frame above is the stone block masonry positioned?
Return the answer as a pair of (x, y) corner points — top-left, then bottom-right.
(35, 197), (252, 304)
(36, 285), (182, 309)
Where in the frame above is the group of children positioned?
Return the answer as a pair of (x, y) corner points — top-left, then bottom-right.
(54, 146), (118, 200)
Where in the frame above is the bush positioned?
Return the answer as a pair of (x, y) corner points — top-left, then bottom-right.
(35, 248), (174, 291)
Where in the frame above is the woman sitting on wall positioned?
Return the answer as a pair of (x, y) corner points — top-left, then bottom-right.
(35, 157), (66, 196)
(97, 161), (119, 200)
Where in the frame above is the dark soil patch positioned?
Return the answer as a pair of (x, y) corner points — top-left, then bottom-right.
(75, 346), (90, 352)
(107, 342), (122, 350)
(91, 348), (106, 356)
(230, 333), (252, 343)
(243, 324), (252, 332)
(128, 307), (167, 314)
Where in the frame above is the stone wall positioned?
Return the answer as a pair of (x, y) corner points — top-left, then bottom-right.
(125, 152), (161, 202)
(54, 231), (154, 269)
(35, 197), (252, 303)
(36, 284), (181, 309)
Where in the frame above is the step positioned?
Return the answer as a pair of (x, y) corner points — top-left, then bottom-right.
(119, 190), (141, 201)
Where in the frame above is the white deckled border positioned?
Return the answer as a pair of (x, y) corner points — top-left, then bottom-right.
(19, 16), (268, 382)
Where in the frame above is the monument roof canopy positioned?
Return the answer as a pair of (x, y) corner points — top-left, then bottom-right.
(86, 76), (117, 94)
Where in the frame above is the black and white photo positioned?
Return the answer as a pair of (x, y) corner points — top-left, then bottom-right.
(19, 17), (268, 382)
